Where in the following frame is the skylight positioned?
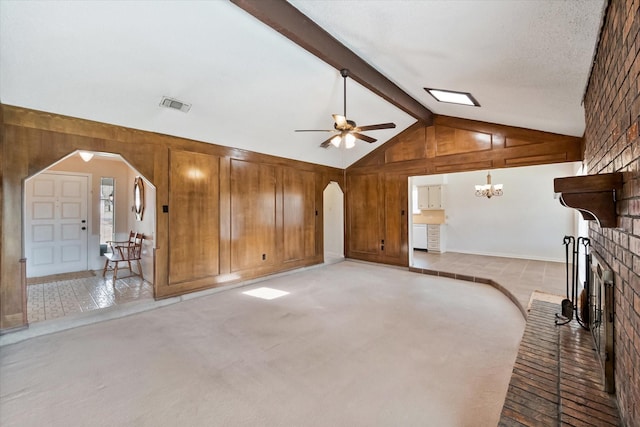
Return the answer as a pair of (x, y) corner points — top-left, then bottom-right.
(424, 88), (480, 107)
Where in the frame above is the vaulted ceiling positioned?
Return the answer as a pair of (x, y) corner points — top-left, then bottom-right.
(0, 1), (605, 168)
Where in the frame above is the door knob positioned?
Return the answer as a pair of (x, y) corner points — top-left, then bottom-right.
(81, 227), (86, 230)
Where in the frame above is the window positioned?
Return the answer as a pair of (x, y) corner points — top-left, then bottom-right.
(100, 177), (115, 254)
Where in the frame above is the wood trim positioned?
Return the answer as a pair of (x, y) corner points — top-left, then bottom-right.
(229, 0), (433, 124)
(554, 172), (624, 228)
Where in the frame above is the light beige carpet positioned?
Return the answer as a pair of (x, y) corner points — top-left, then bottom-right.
(1, 261), (525, 426)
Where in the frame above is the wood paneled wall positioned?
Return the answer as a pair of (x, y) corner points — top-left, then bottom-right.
(346, 115), (583, 266)
(168, 149), (220, 284)
(0, 105), (343, 331)
(0, 104), (584, 330)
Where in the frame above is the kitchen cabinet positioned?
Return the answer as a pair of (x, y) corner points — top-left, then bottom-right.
(413, 224), (427, 250)
(427, 224), (446, 253)
(417, 185), (443, 210)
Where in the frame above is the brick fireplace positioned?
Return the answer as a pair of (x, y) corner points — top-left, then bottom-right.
(582, 0), (640, 424)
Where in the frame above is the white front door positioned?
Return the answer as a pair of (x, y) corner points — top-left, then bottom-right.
(25, 173), (89, 277)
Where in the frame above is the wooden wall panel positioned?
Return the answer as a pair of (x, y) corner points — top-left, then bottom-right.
(384, 126), (426, 163)
(504, 153), (567, 166)
(282, 168), (316, 262)
(434, 160), (494, 173)
(435, 126), (492, 156)
(0, 125), (29, 330)
(505, 137), (541, 147)
(344, 172), (408, 266)
(230, 159), (277, 272)
(347, 173), (381, 256)
(168, 150), (220, 285)
(351, 115), (582, 173)
(383, 174), (406, 261)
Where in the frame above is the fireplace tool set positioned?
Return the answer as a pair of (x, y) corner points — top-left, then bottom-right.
(555, 235), (590, 329)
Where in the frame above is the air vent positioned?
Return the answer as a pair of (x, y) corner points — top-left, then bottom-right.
(159, 96), (191, 113)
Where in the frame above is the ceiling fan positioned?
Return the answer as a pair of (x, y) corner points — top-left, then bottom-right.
(295, 68), (396, 149)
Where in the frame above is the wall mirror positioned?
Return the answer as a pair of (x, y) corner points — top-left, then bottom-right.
(133, 177), (144, 221)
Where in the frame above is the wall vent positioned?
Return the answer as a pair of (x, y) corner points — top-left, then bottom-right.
(159, 96), (191, 113)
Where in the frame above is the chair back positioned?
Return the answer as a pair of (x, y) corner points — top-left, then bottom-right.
(115, 232), (144, 261)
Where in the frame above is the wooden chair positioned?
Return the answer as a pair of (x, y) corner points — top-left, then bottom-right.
(102, 232), (144, 280)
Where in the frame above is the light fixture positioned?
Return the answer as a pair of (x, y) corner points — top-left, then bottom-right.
(475, 171), (503, 198)
(344, 133), (356, 149)
(424, 88), (480, 107)
(330, 132), (357, 149)
(330, 135), (342, 148)
(79, 151), (94, 162)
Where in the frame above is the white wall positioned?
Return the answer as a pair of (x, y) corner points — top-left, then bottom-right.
(323, 182), (344, 261)
(411, 162), (579, 262)
(126, 170), (156, 283)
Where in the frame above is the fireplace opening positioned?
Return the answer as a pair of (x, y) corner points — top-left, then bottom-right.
(589, 251), (615, 393)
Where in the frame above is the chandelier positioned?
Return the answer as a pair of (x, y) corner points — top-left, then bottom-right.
(475, 171), (503, 198)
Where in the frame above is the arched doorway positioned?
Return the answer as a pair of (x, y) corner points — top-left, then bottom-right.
(23, 150), (156, 323)
(323, 181), (344, 263)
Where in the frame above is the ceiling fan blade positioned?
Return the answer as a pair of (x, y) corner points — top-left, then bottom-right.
(333, 114), (348, 128)
(320, 135), (336, 148)
(294, 129), (336, 132)
(354, 122), (396, 132)
(352, 132), (377, 143)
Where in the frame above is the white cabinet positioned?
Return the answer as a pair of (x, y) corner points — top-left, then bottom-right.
(417, 185), (443, 210)
(413, 223), (446, 253)
(426, 224), (446, 253)
(413, 224), (428, 250)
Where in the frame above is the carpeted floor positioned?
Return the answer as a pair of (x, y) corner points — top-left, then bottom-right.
(1, 261), (525, 426)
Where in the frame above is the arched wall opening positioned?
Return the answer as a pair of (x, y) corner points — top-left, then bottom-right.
(323, 181), (344, 263)
(23, 150), (156, 282)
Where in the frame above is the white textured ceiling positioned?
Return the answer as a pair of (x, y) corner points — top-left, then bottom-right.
(0, 1), (605, 168)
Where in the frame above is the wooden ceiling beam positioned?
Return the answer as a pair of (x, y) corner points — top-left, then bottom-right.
(230, 0), (434, 124)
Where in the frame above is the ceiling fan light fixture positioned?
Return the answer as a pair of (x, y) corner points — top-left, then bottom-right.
(344, 133), (356, 149)
(424, 88), (480, 107)
(330, 135), (342, 147)
(296, 69), (396, 149)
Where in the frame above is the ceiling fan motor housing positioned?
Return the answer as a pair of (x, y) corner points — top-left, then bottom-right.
(334, 119), (357, 131)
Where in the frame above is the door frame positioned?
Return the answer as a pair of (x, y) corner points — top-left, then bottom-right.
(23, 170), (93, 277)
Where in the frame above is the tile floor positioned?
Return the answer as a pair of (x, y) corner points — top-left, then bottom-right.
(27, 272), (154, 323)
(411, 250), (569, 311)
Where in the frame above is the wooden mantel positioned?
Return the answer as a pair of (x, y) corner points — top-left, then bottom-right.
(554, 173), (624, 228)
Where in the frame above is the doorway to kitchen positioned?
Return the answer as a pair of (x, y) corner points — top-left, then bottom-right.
(408, 175), (447, 269)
